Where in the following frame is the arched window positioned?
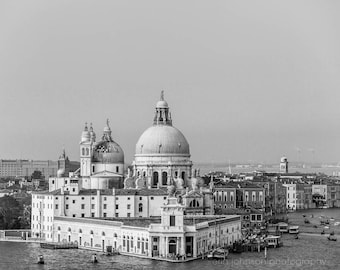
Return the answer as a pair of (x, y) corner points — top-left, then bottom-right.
(175, 171), (178, 178)
(114, 233), (117, 238)
(58, 226), (61, 231)
(143, 171), (146, 177)
(90, 230), (94, 235)
(162, 171), (167, 185)
(181, 171), (185, 180)
(82, 148), (85, 156)
(86, 148), (89, 156)
(152, 172), (159, 187)
(138, 203), (143, 212)
(189, 199), (199, 208)
(102, 232), (105, 236)
(79, 229), (82, 233)
(68, 227), (71, 232)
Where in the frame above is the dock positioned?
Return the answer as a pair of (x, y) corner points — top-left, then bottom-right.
(40, 242), (78, 249)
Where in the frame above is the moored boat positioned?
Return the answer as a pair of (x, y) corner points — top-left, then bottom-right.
(289, 226), (299, 234)
(207, 248), (228, 259)
(265, 235), (283, 248)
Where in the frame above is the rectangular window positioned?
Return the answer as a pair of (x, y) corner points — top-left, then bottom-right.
(91, 204), (95, 209)
(81, 204), (85, 209)
(103, 204), (107, 209)
(55, 204), (58, 209)
(151, 197), (154, 200)
(170, 215), (175, 226)
(140, 197), (142, 200)
(103, 213), (107, 217)
(72, 200), (75, 204)
(116, 205), (119, 210)
(127, 204), (130, 210)
(127, 197), (130, 200)
(116, 166), (119, 173)
(81, 213), (85, 217)
(127, 213), (131, 217)
(72, 214), (76, 217)
(115, 213), (119, 217)
(104, 197), (107, 201)
(91, 213), (95, 217)
(81, 197), (84, 200)
(66, 204), (69, 209)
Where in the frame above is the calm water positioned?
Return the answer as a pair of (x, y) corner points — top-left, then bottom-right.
(0, 235), (338, 270)
(1, 209), (340, 270)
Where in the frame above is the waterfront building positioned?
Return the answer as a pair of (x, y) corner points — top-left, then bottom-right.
(235, 182), (265, 209)
(326, 183), (340, 207)
(282, 183), (297, 211)
(296, 184), (305, 210)
(32, 93), (216, 243)
(213, 184), (237, 209)
(252, 180), (287, 219)
(52, 197), (241, 259)
(303, 184), (314, 209)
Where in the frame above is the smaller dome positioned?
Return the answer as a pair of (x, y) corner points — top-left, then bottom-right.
(156, 100), (168, 108)
(124, 177), (136, 189)
(92, 141), (124, 164)
(135, 177), (147, 189)
(281, 157), (288, 162)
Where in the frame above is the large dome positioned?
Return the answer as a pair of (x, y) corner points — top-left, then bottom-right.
(135, 125), (190, 156)
(92, 140), (124, 163)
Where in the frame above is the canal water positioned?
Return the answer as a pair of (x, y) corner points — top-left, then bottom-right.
(1, 234), (338, 270)
(1, 208), (339, 270)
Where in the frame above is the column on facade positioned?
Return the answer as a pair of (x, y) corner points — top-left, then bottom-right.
(96, 190), (101, 217)
(193, 236), (197, 258)
(181, 235), (185, 255)
(176, 237), (180, 254)
(165, 236), (168, 257)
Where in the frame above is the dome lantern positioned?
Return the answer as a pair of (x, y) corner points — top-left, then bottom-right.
(153, 91), (172, 126)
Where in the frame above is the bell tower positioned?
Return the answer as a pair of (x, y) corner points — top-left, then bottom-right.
(80, 123), (93, 177)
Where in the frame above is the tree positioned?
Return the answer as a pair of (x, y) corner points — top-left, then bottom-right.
(31, 170), (42, 180)
(0, 195), (21, 229)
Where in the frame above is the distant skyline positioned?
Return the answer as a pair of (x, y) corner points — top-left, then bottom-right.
(1, 0), (340, 164)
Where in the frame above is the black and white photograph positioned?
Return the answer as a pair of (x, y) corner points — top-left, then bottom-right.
(0, 1), (339, 269)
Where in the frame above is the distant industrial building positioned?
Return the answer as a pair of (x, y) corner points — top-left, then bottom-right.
(0, 159), (79, 178)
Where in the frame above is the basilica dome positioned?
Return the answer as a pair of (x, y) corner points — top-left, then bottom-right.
(91, 120), (124, 164)
(135, 125), (189, 156)
(92, 141), (124, 163)
(135, 91), (190, 157)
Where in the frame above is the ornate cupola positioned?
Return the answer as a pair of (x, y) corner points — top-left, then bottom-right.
(102, 119), (113, 141)
(89, 123), (96, 143)
(153, 91), (172, 126)
(81, 122), (91, 142)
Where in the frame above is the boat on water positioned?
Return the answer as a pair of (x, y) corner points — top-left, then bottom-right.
(289, 226), (299, 234)
(207, 248), (228, 259)
(265, 235), (283, 248)
(327, 235), (337, 241)
(37, 255), (44, 264)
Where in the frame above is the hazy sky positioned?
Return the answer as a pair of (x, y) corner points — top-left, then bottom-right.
(1, 0), (340, 164)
